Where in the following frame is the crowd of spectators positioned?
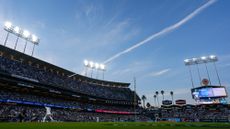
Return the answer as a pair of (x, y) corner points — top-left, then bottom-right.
(1, 102), (229, 122)
(2, 51), (229, 123)
(0, 90), (135, 112)
(146, 104), (230, 122)
(0, 56), (134, 101)
(0, 55), (147, 122)
(0, 104), (149, 122)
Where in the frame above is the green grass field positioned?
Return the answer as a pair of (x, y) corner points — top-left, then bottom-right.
(0, 122), (230, 129)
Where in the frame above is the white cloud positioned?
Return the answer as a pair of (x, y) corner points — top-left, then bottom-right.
(149, 68), (171, 77)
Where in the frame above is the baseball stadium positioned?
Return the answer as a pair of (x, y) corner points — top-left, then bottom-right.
(0, 0), (230, 129)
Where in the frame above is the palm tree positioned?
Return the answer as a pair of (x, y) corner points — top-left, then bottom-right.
(161, 90), (165, 101)
(155, 91), (159, 107)
(141, 95), (147, 108)
(153, 95), (157, 107)
(146, 102), (151, 108)
(170, 91), (174, 104)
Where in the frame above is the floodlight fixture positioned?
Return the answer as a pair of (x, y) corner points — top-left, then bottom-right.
(13, 26), (21, 34)
(4, 21), (12, 30)
(89, 61), (94, 68)
(184, 59), (190, 63)
(201, 56), (207, 60)
(184, 59), (190, 64)
(184, 59), (193, 66)
(184, 54), (221, 87)
(82, 60), (106, 79)
(3, 21), (40, 56)
(23, 30), (30, 38)
(100, 64), (105, 70)
(84, 60), (89, 66)
(209, 55), (218, 62)
(192, 58), (198, 62)
(31, 34), (38, 43)
(184, 55), (219, 66)
(95, 63), (99, 69)
(209, 55), (216, 59)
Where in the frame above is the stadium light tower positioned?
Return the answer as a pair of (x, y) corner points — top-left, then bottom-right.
(184, 55), (221, 87)
(3, 21), (40, 56)
(82, 60), (106, 79)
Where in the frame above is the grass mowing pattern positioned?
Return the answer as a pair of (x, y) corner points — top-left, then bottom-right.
(0, 122), (230, 129)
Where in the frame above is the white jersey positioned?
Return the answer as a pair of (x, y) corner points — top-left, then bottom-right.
(45, 107), (51, 115)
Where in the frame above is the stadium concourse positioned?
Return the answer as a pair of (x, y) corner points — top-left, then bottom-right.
(0, 44), (230, 122)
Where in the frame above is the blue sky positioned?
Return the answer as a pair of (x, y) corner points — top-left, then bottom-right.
(0, 0), (230, 105)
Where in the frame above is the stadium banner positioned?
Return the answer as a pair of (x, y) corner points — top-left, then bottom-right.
(95, 109), (138, 115)
(162, 100), (172, 105)
(175, 99), (186, 105)
(0, 99), (81, 109)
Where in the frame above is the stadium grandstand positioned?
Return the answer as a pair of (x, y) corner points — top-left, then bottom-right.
(0, 44), (152, 122)
(1, 44), (230, 122)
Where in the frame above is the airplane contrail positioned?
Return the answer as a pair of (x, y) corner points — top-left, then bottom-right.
(103, 0), (217, 64)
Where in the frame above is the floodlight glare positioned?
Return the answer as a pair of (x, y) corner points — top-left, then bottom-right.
(95, 63), (99, 69)
(4, 21), (12, 29)
(201, 56), (207, 60)
(23, 30), (30, 38)
(89, 61), (94, 68)
(100, 64), (105, 70)
(209, 55), (216, 59)
(185, 55), (219, 66)
(31, 35), (38, 42)
(192, 58), (198, 62)
(184, 59), (190, 63)
(14, 26), (20, 34)
(84, 60), (89, 66)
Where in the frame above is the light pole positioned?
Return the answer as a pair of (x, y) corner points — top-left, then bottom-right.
(22, 30), (30, 53)
(201, 56), (212, 85)
(31, 35), (39, 56)
(13, 26), (21, 50)
(100, 64), (105, 80)
(89, 61), (94, 78)
(84, 60), (89, 76)
(209, 55), (221, 86)
(3, 22), (12, 46)
(4, 32), (10, 46)
(95, 63), (99, 79)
